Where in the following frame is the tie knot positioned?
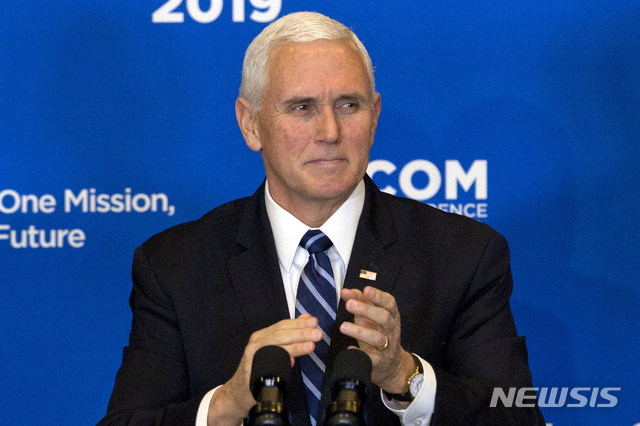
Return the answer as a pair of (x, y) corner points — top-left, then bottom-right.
(300, 230), (333, 254)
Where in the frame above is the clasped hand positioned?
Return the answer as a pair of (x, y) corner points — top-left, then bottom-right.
(340, 286), (415, 395)
(208, 286), (414, 425)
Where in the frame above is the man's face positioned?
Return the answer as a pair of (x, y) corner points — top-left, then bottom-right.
(241, 39), (381, 215)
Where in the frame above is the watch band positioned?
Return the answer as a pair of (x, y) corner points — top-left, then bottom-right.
(382, 354), (423, 402)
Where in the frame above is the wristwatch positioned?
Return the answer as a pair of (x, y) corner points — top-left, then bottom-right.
(383, 354), (424, 402)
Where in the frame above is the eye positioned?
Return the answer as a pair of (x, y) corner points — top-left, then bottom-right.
(338, 101), (359, 112)
(290, 103), (316, 117)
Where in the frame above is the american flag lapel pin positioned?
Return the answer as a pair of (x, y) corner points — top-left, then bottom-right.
(359, 269), (377, 281)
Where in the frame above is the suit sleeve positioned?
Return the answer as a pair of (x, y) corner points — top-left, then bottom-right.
(428, 233), (546, 425)
(96, 246), (202, 426)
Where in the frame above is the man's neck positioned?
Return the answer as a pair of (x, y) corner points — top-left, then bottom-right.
(266, 185), (358, 228)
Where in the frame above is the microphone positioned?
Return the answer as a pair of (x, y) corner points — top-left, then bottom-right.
(324, 349), (372, 426)
(247, 345), (291, 426)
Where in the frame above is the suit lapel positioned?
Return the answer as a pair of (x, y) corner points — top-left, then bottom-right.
(318, 176), (403, 423)
(227, 183), (289, 332)
(226, 183), (310, 426)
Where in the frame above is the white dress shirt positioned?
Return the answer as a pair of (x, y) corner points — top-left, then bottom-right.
(195, 180), (436, 426)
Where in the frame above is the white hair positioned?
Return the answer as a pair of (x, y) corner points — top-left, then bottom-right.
(239, 11), (375, 111)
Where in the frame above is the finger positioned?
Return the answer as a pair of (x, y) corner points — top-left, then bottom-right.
(278, 313), (319, 329)
(339, 321), (388, 349)
(344, 297), (394, 329)
(363, 286), (400, 320)
(251, 314), (318, 340)
(340, 288), (367, 303)
(279, 341), (317, 359)
(251, 324), (323, 347)
(245, 316), (322, 362)
(272, 313), (317, 329)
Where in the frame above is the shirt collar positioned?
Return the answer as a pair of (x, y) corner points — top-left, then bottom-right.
(265, 180), (365, 272)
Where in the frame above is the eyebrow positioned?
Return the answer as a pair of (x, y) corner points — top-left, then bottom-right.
(336, 93), (369, 104)
(282, 93), (369, 107)
(282, 96), (317, 107)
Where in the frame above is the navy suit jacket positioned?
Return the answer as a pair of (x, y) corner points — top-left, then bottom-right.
(99, 176), (545, 425)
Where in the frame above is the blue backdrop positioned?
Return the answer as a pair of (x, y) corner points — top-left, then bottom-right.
(1, 1), (638, 425)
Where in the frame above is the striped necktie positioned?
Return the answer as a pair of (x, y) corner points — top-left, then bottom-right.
(295, 230), (336, 426)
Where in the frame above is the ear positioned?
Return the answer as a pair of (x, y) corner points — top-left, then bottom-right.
(235, 97), (262, 152)
(369, 93), (382, 147)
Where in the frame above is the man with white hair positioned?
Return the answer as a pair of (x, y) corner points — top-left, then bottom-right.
(99, 11), (545, 426)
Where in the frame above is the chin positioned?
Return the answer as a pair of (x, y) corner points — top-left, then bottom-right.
(307, 181), (357, 202)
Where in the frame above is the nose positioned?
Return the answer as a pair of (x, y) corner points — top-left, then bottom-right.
(316, 107), (340, 144)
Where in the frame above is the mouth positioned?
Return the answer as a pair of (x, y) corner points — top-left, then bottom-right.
(306, 158), (346, 165)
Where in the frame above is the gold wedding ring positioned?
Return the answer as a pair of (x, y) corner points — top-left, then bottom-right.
(376, 335), (389, 351)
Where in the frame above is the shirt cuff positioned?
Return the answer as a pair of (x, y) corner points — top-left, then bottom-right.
(380, 354), (436, 426)
(195, 387), (220, 426)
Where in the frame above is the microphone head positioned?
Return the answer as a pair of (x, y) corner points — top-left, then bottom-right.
(330, 349), (372, 387)
(250, 345), (292, 397)
(324, 350), (372, 426)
